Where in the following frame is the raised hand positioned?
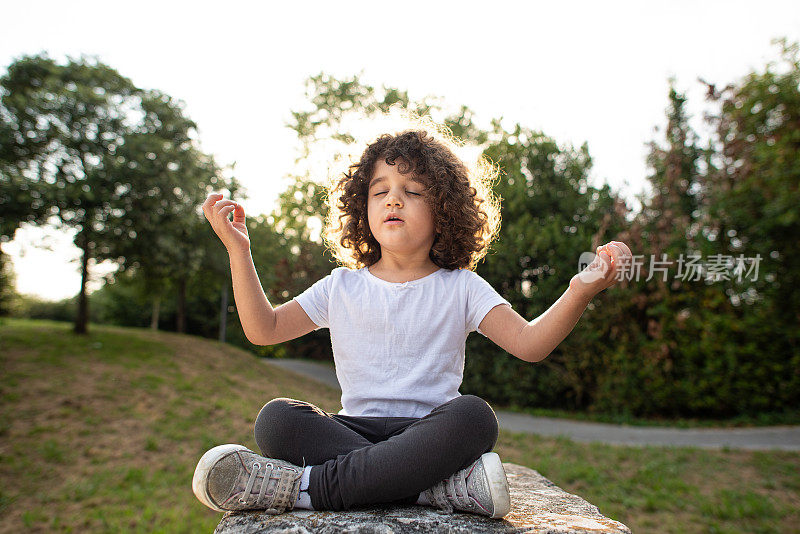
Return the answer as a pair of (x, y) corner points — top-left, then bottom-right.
(570, 240), (633, 300)
(202, 192), (250, 255)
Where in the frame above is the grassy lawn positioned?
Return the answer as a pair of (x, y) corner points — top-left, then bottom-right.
(1, 318), (797, 533)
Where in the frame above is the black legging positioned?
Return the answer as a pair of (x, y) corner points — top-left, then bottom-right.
(253, 394), (499, 511)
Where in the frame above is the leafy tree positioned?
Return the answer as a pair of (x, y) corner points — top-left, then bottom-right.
(97, 89), (238, 332)
(1, 54), (235, 334)
(584, 39), (800, 417)
(1, 54), (140, 333)
(694, 37), (800, 413)
(590, 81), (722, 416)
(702, 38), (800, 313)
(0, 251), (17, 315)
(0, 76), (52, 243)
(464, 120), (627, 410)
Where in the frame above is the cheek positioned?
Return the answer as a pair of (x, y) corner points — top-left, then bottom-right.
(366, 206), (380, 232)
(423, 207), (436, 228)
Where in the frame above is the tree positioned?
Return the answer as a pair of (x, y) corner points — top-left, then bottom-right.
(585, 40), (800, 417)
(591, 81), (721, 416)
(702, 38), (800, 314)
(0, 251), (17, 315)
(1, 54), (140, 333)
(0, 64), (59, 301)
(0, 74), (52, 243)
(694, 37), (800, 413)
(464, 120), (627, 410)
(1, 54), (235, 334)
(96, 89), (239, 333)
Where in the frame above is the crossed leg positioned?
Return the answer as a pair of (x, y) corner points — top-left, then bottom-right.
(254, 395), (499, 511)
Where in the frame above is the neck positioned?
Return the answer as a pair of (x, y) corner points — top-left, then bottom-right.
(369, 258), (440, 283)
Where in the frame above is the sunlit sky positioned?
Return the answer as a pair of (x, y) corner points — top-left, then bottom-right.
(2, 0), (799, 300)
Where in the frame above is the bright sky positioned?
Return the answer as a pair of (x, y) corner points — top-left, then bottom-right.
(2, 0), (799, 301)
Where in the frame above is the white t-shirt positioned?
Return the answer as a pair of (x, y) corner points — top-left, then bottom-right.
(292, 266), (511, 418)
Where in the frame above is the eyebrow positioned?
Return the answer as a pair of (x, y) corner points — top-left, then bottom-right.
(368, 176), (424, 189)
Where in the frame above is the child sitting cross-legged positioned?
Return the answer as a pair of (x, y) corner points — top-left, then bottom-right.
(192, 120), (632, 519)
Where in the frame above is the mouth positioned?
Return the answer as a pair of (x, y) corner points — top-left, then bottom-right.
(384, 215), (404, 223)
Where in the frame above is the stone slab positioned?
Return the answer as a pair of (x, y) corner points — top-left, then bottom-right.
(214, 462), (631, 533)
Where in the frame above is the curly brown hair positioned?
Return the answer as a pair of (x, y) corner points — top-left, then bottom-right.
(322, 125), (502, 271)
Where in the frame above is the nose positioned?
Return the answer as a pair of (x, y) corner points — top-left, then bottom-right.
(385, 190), (403, 208)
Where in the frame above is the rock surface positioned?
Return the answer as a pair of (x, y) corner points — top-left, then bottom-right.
(214, 463), (631, 533)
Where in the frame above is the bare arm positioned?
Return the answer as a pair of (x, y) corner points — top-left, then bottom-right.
(202, 193), (275, 344)
(480, 240), (633, 363)
(478, 287), (591, 363)
(227, 249), (276, 345)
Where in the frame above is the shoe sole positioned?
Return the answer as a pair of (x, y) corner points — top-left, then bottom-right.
(481, 452), (511, 518)
(192, 443), (251, 512)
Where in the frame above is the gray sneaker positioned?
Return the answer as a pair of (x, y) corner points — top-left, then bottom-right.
(192, 444), (304, 514)
(422, 452), (511, 519)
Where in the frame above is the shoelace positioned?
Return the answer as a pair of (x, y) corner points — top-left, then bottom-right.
(428, 468), (472, 514)
(239, 458), (305, 510)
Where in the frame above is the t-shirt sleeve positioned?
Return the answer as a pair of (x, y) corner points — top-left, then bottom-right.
(465, 271), (512, 336)
(292, 272), (333, 330)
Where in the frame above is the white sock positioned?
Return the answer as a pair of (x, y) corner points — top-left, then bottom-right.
(295, 491), (313, 509)
(294, 465), (314, 510)
(300, 465), (311, 491)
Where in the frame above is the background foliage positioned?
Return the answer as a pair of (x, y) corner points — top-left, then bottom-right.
(2, 40), (797, 418)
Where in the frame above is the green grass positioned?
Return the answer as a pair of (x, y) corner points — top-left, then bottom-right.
(495, 430), (800, 533)
(1, 318), (798, 533)
(0, 318), (343, 533)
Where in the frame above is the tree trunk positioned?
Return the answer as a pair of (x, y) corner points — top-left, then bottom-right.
(150, 296), (160, 330)
(0, 248), (12, 316)
(176, 277), (186, 333)
(218, 283), (228, 343)
(74, 233), (90, 335)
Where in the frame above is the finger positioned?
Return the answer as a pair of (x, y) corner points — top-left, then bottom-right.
(212, 199), (238, 217)
(594, 252), (610, 276)
(610, 241), (632, 258)
(608, 245), (625, 269)
(609, 245), (629, 282)
(218, 204), (237, 220)
(232, 203), (245, 224)
(599, 249), (612, 266)
(203, 192), (224, 209)
(616, 244), (632, 272)
(202, 193), (224, 216)
(596, 250), (615, 283)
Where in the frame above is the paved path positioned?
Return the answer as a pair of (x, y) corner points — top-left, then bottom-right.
(263, 358), (800, 451)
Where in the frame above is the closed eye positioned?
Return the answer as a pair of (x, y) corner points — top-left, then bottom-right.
(373, 191), (422, 196)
